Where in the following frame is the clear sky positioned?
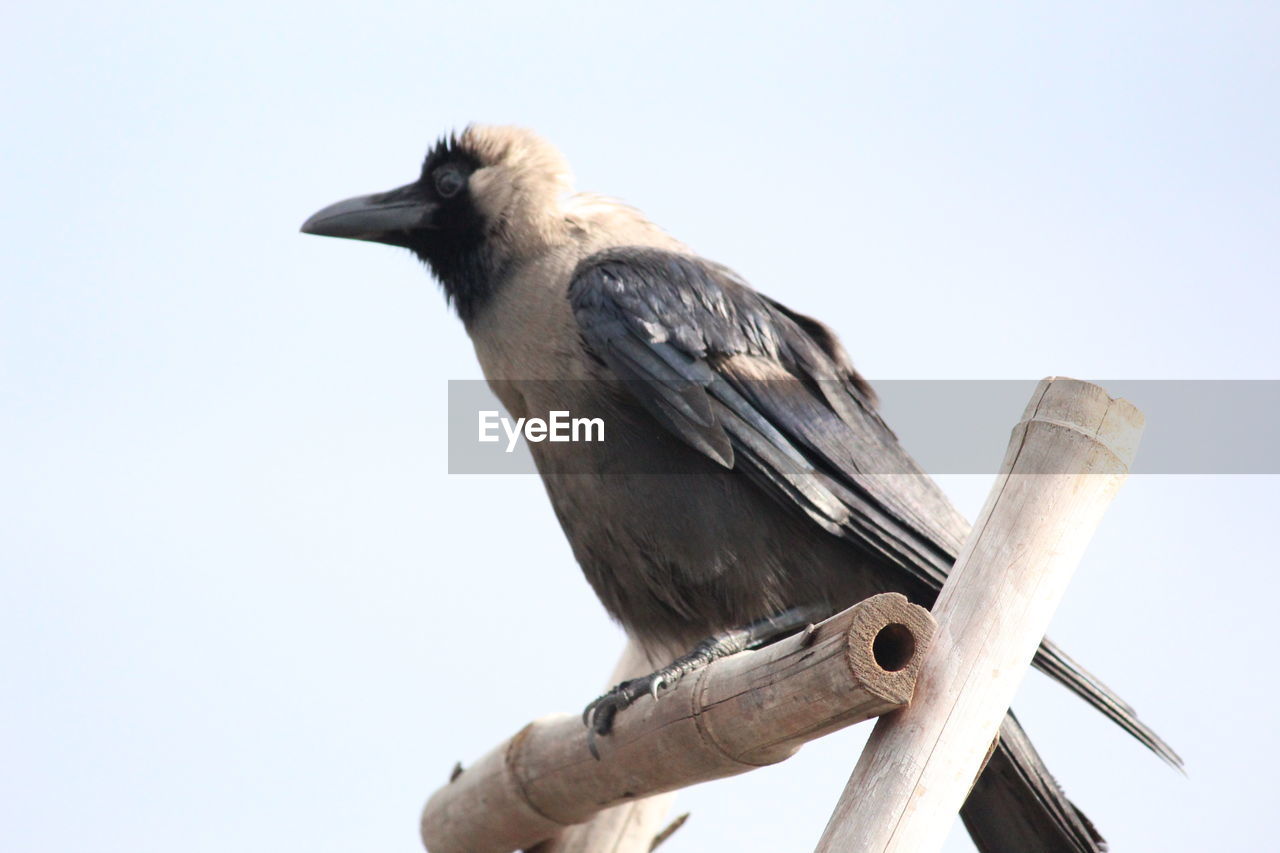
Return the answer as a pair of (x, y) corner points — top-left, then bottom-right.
(2, 2), (1277, 851)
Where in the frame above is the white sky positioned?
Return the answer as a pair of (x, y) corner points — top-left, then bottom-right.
(2, 2), (1277, 851)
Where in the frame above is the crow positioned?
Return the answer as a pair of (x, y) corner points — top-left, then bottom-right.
(302, 125), (1179, 851)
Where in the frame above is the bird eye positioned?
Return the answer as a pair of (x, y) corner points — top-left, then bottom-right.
(434, 167), (466, 198)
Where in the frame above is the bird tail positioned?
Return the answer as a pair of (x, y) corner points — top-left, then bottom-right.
(1033, 638), (1182, 769)
(960, 713), (1107, 853)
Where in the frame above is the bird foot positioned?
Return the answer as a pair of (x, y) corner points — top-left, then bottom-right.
(582, 666), (684, 759)
(581, 605), (825, 759)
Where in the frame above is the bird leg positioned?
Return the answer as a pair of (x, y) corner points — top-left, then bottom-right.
(582, 605), (826, 758)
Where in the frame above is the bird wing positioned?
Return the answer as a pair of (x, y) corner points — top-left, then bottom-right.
(569, 245), (1180, 769)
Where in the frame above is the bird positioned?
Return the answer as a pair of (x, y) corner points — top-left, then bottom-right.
(301, 124), (1179, 852)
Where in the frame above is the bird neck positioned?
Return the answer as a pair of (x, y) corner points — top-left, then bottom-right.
(412, 232), (504, 324)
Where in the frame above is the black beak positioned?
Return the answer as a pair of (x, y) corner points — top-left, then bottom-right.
(300, 183), (438, 245)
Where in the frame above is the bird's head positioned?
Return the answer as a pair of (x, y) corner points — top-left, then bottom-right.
(301, 125), (573, 320)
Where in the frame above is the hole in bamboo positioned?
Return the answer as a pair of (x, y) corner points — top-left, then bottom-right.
(872, 623), (914, 672)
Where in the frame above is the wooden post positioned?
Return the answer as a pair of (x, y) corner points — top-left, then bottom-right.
(526, 642), (678, 853)
(420, 594), (935, 853)
(523, 770), (674, 853)
(815, 378), (1144, 852)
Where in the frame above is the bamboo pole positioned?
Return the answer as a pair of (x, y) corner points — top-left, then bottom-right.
(524, 785), (675, 853)
(526, 642), (678, 853)
(815, 377), (1144, 852)
(421, 593), (935, 853)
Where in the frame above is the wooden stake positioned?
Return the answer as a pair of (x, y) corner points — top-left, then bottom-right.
(815, 377), (1144, 853)
(526, 642), (678, 853)
(420, 593), (935, 853)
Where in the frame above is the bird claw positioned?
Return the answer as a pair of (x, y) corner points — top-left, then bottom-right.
(582, 685), (635, 760)
(586, 722), (603, 761)
(581, 670), (680, 759)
